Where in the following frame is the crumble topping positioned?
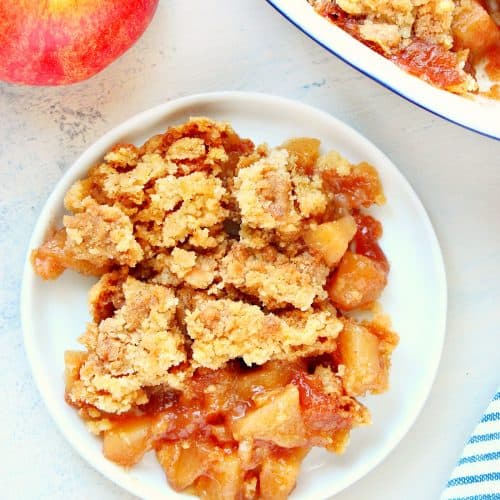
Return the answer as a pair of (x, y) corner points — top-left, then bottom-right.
(68, 276), (187, 413)
(221, 243), (329, 310)
(235, 148), (302, 236)
(63, 197), (143, 270)
(135, 171), (228, 249)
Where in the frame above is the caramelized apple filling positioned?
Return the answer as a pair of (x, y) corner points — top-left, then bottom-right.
(33, 118), (398, 499)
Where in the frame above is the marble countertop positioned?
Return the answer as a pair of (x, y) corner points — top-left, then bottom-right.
(1, 1), (499, 499)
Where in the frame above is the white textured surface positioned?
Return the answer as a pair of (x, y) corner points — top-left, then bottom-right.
(0, 1), (499, 499)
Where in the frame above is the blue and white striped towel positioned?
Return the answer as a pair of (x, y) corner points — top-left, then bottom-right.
(441, 388), (500, 500)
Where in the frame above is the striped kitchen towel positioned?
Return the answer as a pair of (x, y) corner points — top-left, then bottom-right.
(441, 388), (500, 500)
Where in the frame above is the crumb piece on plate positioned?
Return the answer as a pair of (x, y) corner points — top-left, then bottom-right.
(413, 0), (455, 49)
(221, 242), (329, 310)
(185, 298), (342, 369)
(67, 276), (187, 413)
(64, 197), (143, 267)
(359, 22), (402, 53)
(135, 171), (228, 249)
(235, 148), (302, 237)
(31, 197), (143, 279)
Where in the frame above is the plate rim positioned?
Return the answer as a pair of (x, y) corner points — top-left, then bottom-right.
(20, 90), (448, 499)
(266, 0), (500, 141)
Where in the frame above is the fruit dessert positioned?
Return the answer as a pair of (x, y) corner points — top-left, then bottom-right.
(309, 0), (500, 96)
(32, 117), (398, 499)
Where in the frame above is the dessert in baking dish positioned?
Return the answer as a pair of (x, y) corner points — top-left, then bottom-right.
(309, 0), (500, 96)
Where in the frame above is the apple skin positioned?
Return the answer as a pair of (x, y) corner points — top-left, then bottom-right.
(0, 0), (159, 86)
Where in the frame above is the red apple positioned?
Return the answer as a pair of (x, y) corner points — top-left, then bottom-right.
(0, 0), (159, 86)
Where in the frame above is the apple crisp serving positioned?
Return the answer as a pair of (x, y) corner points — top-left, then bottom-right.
(32, 118), (398, 499)
(309, 0), (500, 96)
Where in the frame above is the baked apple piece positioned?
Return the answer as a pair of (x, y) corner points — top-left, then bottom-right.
(193, 453), (242, 500)
(304, 215), (357, 267)
(280, 137), (321, 174)
(452, 0), (499, 60)
(320, 161), (385, 210)
(327, 213), (389, 310)
(103, 416), (152, 466)
(156, 440), (216, 491)
(337, 321), (399, 396)
(258, 448), (309, 500)
(327, 251), (388, 310)
(232, 385), (307, 448)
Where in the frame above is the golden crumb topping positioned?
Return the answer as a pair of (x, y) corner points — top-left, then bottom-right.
(186, 299), (342, 369)
(63, 197), (143, 269)
(221, 243), (329, 310)
(235, 148), (302, 236)
(135, 171), (228, 249)
(68, 276), (187, 413)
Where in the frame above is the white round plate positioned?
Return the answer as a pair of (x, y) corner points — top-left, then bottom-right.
(267, 0), (500, 140)
(21, 92), (447, 499)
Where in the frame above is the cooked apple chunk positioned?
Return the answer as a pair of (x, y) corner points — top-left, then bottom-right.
(280, 137), (320, 173)
(327, 251), (388, 310)
(194, 453), (242, 500)
(259, 448), (309, 500)
(156, 440), (213, 491)
(304, 215), (358, 267)
(103, 417), (152, 467)
(232, 385), (307, 448)
(337, 320), (398, 396)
